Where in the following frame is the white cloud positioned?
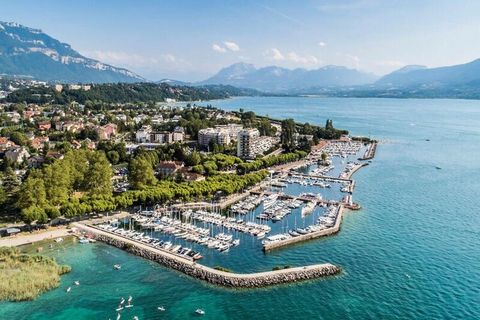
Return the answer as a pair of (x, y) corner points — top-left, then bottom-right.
(224, 41), (240, 52)
(213, 41), (240, 53)
(287, 52), (319, 65)
(212, 43), (227, 53)
(85, 50), (186, 70)
(267, 48), (285, 61)
(318, 41), (327, 47)
(266, 48), (319, 65)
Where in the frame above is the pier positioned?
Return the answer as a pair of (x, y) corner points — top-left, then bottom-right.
(250, 189), (340, 206)
(360, 142), (377, 160)
(263, 205), (344, 251)
(72, 223), (340, 288)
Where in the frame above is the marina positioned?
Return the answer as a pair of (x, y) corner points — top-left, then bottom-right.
(73, 222), (340, 288)
(81, 139), (371, 268)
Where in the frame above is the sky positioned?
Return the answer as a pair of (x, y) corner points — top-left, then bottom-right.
(2, 0), (480, 81)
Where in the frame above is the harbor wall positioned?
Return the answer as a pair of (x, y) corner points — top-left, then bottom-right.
(361, 142), (377, 160)
(72, 223), (340, 288)
(263, 205), (344, 251)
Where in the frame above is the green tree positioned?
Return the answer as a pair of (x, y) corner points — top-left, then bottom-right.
(85, 152), (112, 197)
(9, 131), (29, 146)
(281, 119), (296, 151)
(106, 150), (120, 165)
(185, 151), (201, 166)
(16, 177), (47, 210)
(129, 158), (157, 189)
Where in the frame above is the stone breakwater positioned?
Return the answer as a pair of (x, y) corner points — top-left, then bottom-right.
(263, 205), (344, 251)
(361, 142), (377, 160)
(72, 223), (340, 288)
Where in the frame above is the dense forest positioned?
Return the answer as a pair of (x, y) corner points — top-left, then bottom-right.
(4, 83), (264, 104)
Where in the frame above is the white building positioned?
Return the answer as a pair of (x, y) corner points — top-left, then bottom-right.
(237, 129), (260, 159)
(151, 115), (164, 125)
(5, 147), (30, 164)
(198, 128), (231, 147)
(173, 126), (185, 142)
(136, 125), (152, 143)
(215, 124), (244, 141)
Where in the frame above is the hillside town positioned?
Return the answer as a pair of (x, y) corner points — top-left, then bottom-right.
(0, 82), (358, 230)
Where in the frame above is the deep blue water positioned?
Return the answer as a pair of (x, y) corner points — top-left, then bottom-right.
(1, 97), (479, 319)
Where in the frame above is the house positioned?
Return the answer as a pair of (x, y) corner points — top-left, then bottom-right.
(173, 126), (185, 142)
(179, 168), (205, 182)
(5, 147), (30, 164)
(54, 84), (63, 92)
(31, 136), (49, 150)
(135, 125), (152, 143)
(97, 123), (117, 140)
(0, 137), (15, 152)
(63, 121), (84, 133)
(23, 110), (36, 120)
(37, 121), (51, 131)
(157, 161), (183, 176)
(133, 114), (149, 124)
(46, 151), (64, 160)
(28, 155), (45, 168)
(6, 112), (21, 123)
(151, 115), (164, 125)
(115, 114), (127, 122)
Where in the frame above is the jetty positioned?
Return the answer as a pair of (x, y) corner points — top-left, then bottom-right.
(72, 222), (340, 288)
(360, 142), (377, 160)
(263, 205), (344, 251)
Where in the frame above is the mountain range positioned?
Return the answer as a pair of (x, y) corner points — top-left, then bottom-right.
(3, 21), (480, 99)
(199, 62), (378, 92)
(0, 21), (143, 83)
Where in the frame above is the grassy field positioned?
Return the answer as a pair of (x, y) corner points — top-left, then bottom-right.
(0, 247), (71, 301)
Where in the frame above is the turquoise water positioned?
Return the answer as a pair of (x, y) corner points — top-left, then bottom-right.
(2, 97), (480, 319)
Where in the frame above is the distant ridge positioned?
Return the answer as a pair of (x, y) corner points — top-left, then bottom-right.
(376, 59), (480, 88)
(199, 62), (378, 92)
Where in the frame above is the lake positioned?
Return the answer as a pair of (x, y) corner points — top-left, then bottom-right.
(1, 97), (479, 319)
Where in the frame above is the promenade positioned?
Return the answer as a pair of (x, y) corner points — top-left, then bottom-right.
(0, 227), (70, 247)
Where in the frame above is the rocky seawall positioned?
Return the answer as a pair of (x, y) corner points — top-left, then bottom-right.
(73, 223), (340, 288)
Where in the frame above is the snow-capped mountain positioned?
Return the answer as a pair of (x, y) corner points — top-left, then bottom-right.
(0, 21), (144, 83)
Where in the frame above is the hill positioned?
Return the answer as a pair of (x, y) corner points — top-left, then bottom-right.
(4, 83), (262, 104)
(0, 21), (144, 83)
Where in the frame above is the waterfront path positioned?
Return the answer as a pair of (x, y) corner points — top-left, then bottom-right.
(73, 223), (340, 288)
(0, 211), (131, 247)
(0, 227), (70, 247)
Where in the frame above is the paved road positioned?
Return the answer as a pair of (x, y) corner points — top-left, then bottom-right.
(0, 228), (70, 247)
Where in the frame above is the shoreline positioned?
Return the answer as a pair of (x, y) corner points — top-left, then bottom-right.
(73, 223), (340, 288)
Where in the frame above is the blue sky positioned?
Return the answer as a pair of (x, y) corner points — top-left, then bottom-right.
(3, 0), (480, 81)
